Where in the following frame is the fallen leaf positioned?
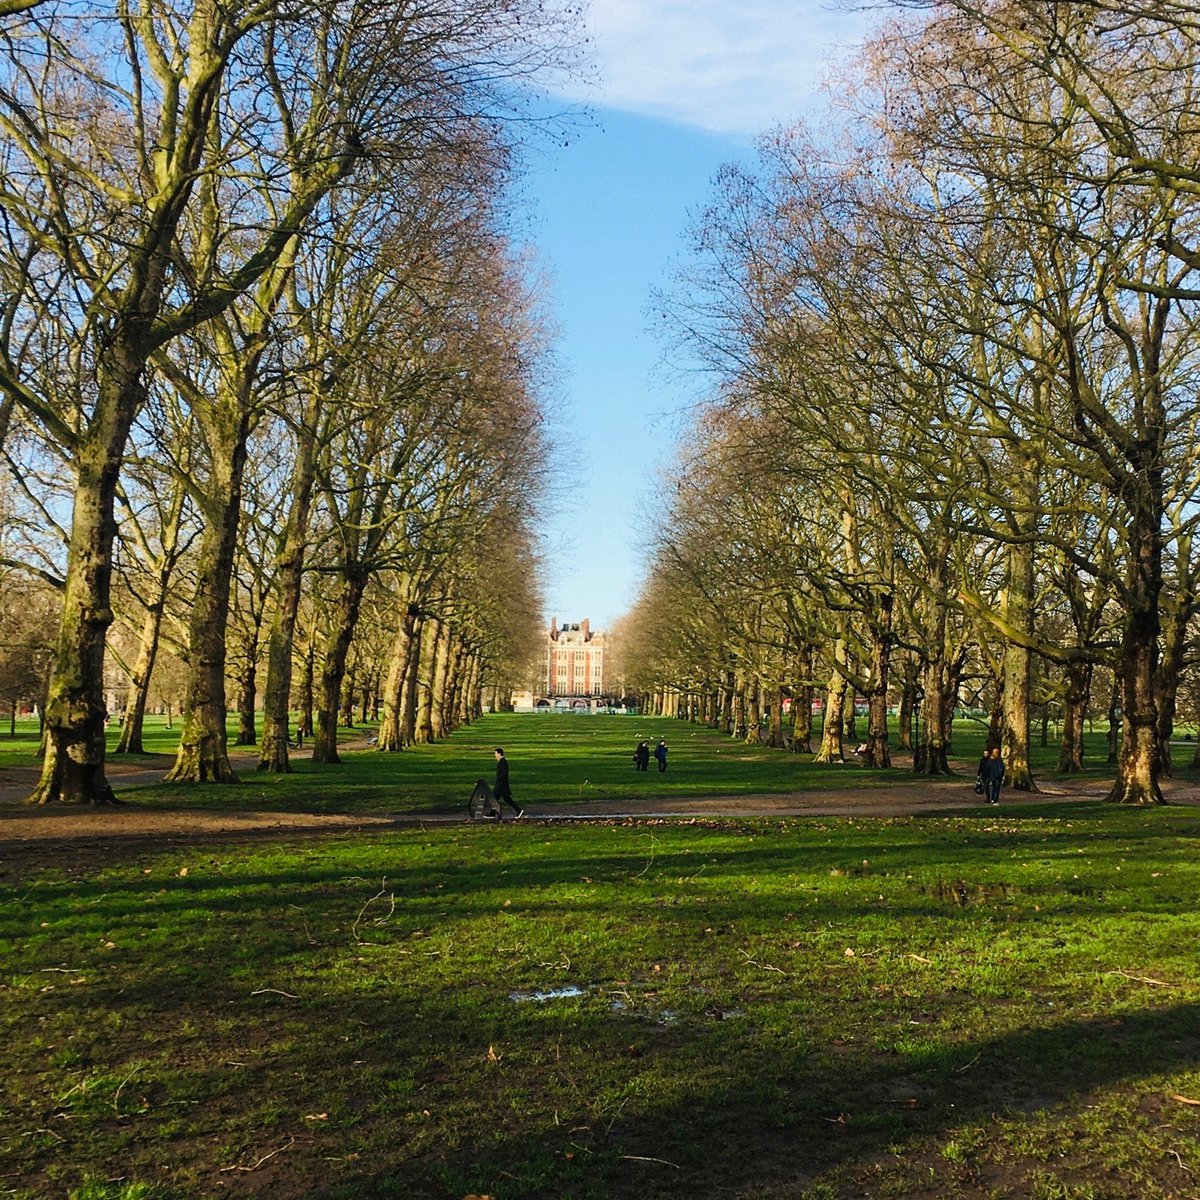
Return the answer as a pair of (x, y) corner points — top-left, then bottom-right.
(304, 1113), (329, 1120)
(179, 867), (188, 877)
(844, 948), (856, 958)
(486, 1045), (500, 1063)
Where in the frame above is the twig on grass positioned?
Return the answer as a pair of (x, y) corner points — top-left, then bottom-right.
(219, 1137), (296, 1173)
(954, 1052), (982, 1074)
(1171, 1094), (1200, 1106)
(1167, 1147), (1193, 1173)
(622, 1155), (680, 1169)
(352, 878), (395, 943)
(1108, 970), (1173, 987)
(904, 953), (932, 964)
(739, 948), (787, 975)
(251, 987), (300, 999)
(635, 834), (658, 879)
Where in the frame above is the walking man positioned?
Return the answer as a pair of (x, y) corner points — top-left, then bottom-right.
(493, 747), (524, 819)
(980, 745), (1004, 805)
(654, 740), (668, 772)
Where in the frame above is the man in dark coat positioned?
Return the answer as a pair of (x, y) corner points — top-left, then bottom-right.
(980, 745), (1004, 805)
(634, 741), (650, 771)
(493, 747), (524, 818)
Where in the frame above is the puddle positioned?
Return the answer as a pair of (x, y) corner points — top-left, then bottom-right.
(508, 985), (587, 1003)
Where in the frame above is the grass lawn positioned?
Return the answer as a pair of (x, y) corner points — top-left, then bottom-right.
(0, 710), (1155, 813)
(3, 716), (1200, 1198)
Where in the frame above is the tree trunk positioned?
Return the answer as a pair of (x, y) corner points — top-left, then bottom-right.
(766, 686), (784, 748)
(815, 641), (848, 764)
(731, 678), (748, 741)
(745, 677), (763, 744)
(30, 351), (144, 805)
(165, 414), (250, 785)
(1058, 659), (1092, 773)
(414, 619), (438, 744)
(1107, 492), (1165, 805)
(297, 636), (315, 740)
(235, 655), (257, 746)
(896, 656), (917, 753)
(861, 596), (893, 768)
(401, 617), (424, 744)
(338, 661), (356, 729)
(429, 621), (453, 740)
(1155, 598), (1187, 777)
(1001, 535), (1037, 790)
(258, 400), (320, 772)
(312, 571), (368, 764)
(378, 602), (419, 752)
(790, 647), (814, 754)
(115, 604), (163, 756)
(1106, 674), (1119, 766)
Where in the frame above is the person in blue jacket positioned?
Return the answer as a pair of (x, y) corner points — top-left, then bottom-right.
(980, 745), (1005, 805)
(653, 740), (668, 772)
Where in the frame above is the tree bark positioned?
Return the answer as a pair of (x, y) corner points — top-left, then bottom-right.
(1107, 488), (1165, 805)
(814, 640), (847, 764)
(1058, 660), (1092, 773)
(1001, 533), (1038, 791)
(861, 594), (893, 768)
(378, 602), (420, 751)
(31, 350), (145, 804)
(165, 409), (251, 785)
(312, 571), (369, 764)
(114, 604), (162, 756)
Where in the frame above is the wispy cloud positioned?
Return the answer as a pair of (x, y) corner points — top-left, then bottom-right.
(568, 0), (874, 137)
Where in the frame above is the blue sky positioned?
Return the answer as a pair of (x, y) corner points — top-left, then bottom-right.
(525, 1), (875, 630)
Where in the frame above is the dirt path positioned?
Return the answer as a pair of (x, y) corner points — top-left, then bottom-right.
(4, 746), (1199, 880)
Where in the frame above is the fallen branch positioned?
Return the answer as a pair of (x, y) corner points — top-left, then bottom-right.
(352, 878), (395, 943)
(622, 1155), (680, 1169)
(251, 987), (299, 999)
(740, 949), (787, 975)
(219, 1137), (296, 1174)
(1170, 1094), (1200, 1106)
(904, 953), (932, 964)
(1107, 970), (1173, 987)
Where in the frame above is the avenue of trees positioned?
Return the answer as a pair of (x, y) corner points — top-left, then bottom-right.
(624, 0), (1200, 805)
(0, 0), (579, 803)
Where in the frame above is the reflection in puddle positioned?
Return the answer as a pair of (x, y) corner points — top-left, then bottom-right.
(508, 985), (587, 1003)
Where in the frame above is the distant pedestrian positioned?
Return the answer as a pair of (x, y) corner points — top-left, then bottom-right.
(633, 741), (650, 771)
(980, 745), (1004, 805)
(492, 747), (524, 818)
(654, 740), (668, 772)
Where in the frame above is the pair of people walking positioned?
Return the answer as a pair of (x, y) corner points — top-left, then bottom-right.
(633, 740), (668, 772)
(977, 745), (1004, 805)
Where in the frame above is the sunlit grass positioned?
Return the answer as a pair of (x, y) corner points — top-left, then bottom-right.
(3, 804), (1200, 1197)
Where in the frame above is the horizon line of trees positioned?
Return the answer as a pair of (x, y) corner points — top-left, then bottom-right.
(619, 0), (1200, 806)
(0, 0), (583, 803)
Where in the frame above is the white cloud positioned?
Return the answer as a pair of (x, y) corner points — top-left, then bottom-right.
(569, 0), (874, 136)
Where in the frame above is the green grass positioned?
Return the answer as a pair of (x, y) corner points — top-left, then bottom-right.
(3, 715), (1200, 1197)
(0, 711), (1151, 813)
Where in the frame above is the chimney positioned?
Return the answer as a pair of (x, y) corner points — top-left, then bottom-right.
(581, 618), (590, 640)
(550, 616), (558, 641)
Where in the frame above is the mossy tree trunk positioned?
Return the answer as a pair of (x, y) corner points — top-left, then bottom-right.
(814, 640), (847, 764)
(30, 350), (144, 805)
